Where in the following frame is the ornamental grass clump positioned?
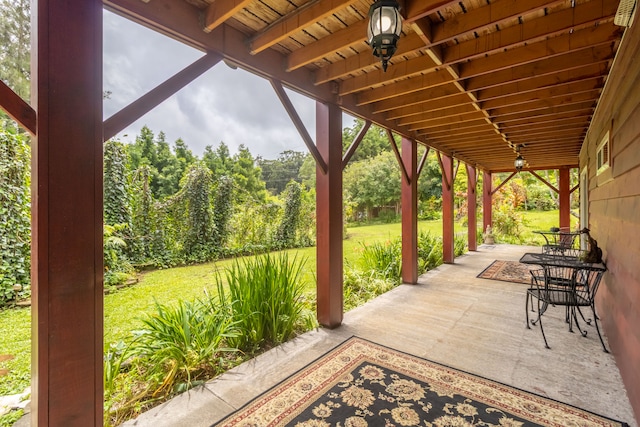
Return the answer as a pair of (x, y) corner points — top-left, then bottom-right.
(358, 239), (402, 283)
(217, 252), (315, 352)
(131, 298), (239, 396)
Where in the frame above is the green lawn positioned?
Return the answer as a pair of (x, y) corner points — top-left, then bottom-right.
(0, 210), (568, 399)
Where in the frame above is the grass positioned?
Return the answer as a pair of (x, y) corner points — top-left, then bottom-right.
(0, 210), (565, 417)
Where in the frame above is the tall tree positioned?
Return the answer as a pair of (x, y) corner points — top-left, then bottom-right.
(233, 144), (267, 202)
(0, 0), (30, 100)
(342, 119), (390, 163)
(203, 141), (234, 179)
(257, 150), (306, 195)
(344, 151), (401, 218)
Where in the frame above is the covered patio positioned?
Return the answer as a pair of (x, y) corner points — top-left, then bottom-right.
(119, 244), (636, 426)
(1, 0), (640, 425)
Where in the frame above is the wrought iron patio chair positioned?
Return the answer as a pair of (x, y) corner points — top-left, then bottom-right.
(526, 266), (608, 352)
(540, 228), (581, 257)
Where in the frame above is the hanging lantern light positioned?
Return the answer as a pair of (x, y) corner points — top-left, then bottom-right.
(367, 0), (403, 72)
(514, 145), (525, 171)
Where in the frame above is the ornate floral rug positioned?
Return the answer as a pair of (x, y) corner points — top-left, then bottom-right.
(214, 337), (628, 427)
(477, 260), (536, 285)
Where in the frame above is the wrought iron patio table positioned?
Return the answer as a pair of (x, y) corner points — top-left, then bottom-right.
(519, 252), (608, 351)
(533, 229), (582, 256)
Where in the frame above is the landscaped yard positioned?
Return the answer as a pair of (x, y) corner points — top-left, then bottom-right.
(0, 209), (575, 425)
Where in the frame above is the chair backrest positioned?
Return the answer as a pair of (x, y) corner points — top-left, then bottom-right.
(558, 231), (579, 249)
(534, 267), (604, 306)
(574, 269), (605, 304)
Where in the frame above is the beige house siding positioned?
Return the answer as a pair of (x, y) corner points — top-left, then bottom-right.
(581, 17), (640, 422)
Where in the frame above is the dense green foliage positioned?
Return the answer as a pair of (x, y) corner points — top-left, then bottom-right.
(0, 0), (30, 102)
(217, 253), (314, 352)
(275, 181), (302, 248)
(258, 150), (306, 194)
(0, 126), (30, 304)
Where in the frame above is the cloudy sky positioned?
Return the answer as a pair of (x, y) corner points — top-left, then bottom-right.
(103, 9), (353, 159)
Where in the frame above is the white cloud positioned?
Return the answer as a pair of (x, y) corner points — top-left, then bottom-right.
(103, 9), (317, 159)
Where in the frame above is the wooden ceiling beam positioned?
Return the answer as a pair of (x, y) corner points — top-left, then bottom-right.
(496, 108), (593, 129)
(494, 102), (595, 123)
(340, 20), (616, 98)
(477, 64), (607, 101)
(405, 111), (488, 131)
(458, 22), (619, 79)
(443, 0), (617, 64)
(500, 116), (590, 132)
(488, 90), (600, 117)
(480, 78), (602, 110)
(465, 44), (614, 92)
(403, 0), (462, 23)
(286, 19), (367, 71)
(395, 104), (479, 126)
(315, 0), (616, 89)
(423, 132), (505, 144)
(314, 33), (426, 85)
(497, 111), (593, 128)
(203, 0), (253, 33)
(504, 122), (589, 138)
(417, 121), (497, 136)
(339, 54), (440, 96)
(431, 0), (567, 45)
(249, 0), (359, 54)
(385, 93), (472, 120)
(356, 69), (454, 105)
(370, 83), (462, 112)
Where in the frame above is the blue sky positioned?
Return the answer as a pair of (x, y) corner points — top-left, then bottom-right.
(103, 9), (344, 159)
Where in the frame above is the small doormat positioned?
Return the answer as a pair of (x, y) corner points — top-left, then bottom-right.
(477, 260), (536, 284)
(214, 337), (628, 426)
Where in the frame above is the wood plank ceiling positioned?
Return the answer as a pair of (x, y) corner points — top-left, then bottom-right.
(105, 0), (625, 172)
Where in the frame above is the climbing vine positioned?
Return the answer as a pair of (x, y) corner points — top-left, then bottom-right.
(0, 126), (31, 306)
(275, 180), (302, 248)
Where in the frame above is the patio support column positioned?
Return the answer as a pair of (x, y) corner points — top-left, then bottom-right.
(441, 154), (455, 263)
(559, 167), (571, 229)
(401, 137), (418, 284)
(32, 1), (103, 426)
(315, 101), (343, 328)
(467, 164), (477, 251)
(483, 170), (492, 233)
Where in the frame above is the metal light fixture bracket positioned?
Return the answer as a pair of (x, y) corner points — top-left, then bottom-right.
(367, 0), (403, 72)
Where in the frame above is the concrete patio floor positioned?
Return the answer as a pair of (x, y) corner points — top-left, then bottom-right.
(122, 244), (637, 427)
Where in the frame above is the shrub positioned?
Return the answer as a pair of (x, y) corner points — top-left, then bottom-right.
(343, 265), (395, 311)
(104, 223), (135, 287)
(358, 239), (402, 283)
(131, 297), (239, 397)
(417, 231), (443, 272)
(454, 233), (468, 256)
(216, 253), (315, 352)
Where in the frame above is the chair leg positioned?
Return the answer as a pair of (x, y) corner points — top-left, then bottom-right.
(536, 297), (550, 349)
(525, 292), (531, 329)
(591, 304), (609, 353)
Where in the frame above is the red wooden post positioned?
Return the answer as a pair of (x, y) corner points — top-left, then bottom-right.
(559, 167), (571, 229)
(467, 164), (478, 251)
(441, 154), (455, 263)
(315, 101), (343, 328)
(32, 1), (104, 425)
(483, 170), (493, 234)
(401, 137), (418, 284)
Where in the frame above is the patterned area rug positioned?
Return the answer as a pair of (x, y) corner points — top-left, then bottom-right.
(477, 260), (536, 284)
(214, 337), (628, 427)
